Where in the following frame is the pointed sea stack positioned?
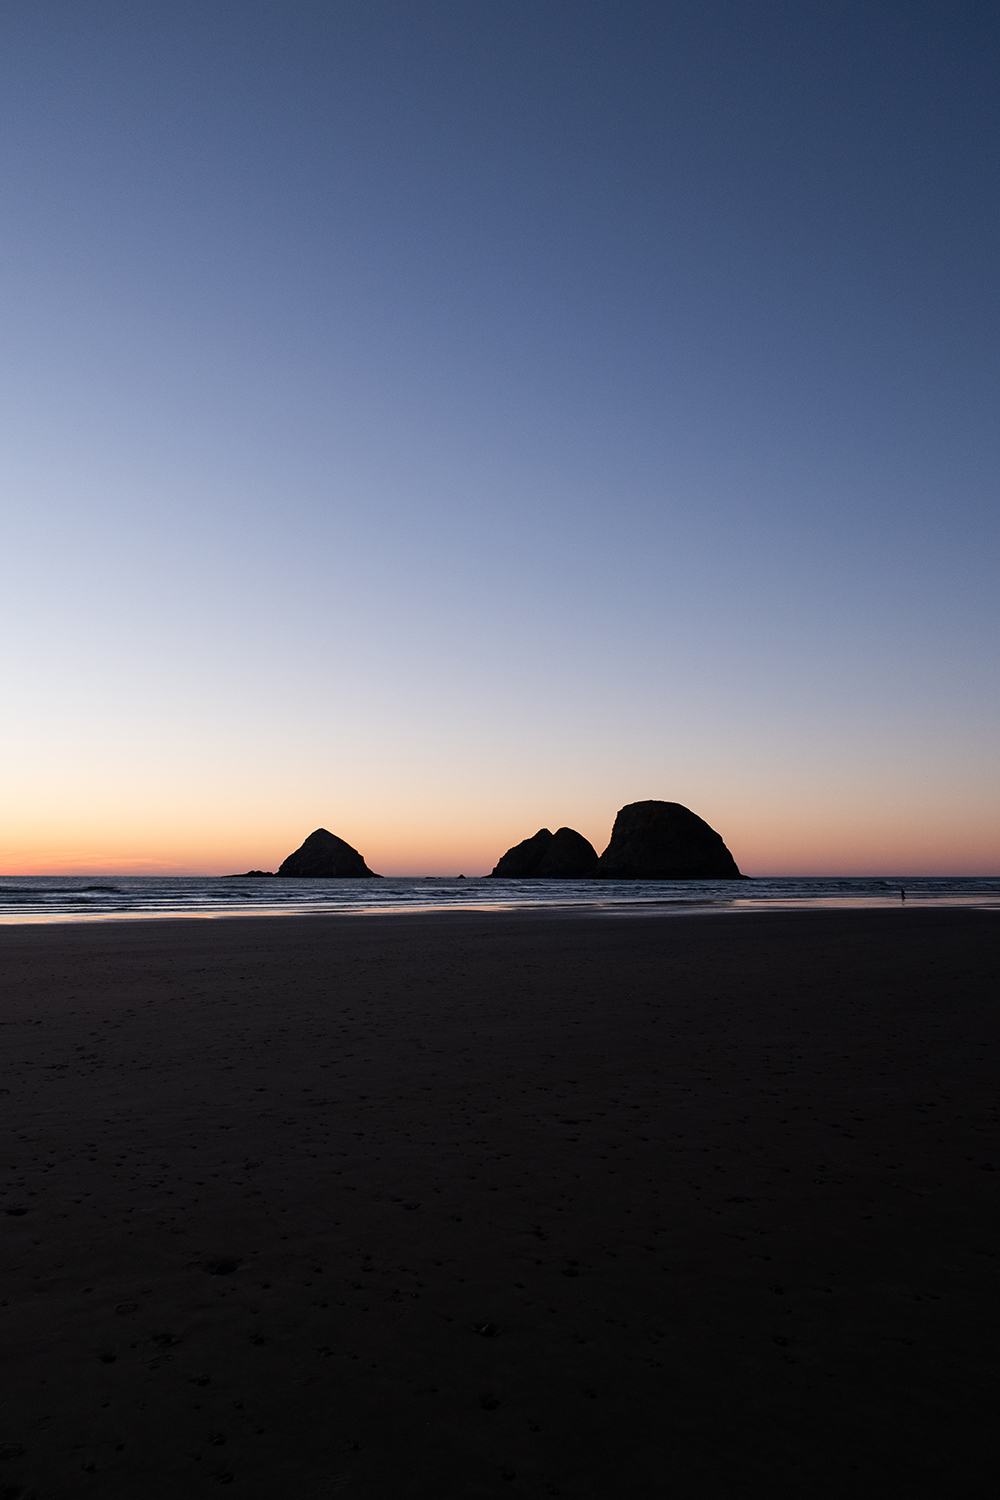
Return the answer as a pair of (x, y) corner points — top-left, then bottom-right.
(598, 801), (742, 879)
(278, 828), (379, 878)
(490, 827), (600, 878)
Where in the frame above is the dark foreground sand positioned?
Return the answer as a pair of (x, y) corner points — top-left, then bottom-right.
(0, 909), (997, 1498)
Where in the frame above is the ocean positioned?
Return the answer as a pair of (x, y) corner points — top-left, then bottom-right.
(0, 875), (997, 922)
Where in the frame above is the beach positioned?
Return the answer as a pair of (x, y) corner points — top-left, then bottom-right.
(1, 908), (996, 1497)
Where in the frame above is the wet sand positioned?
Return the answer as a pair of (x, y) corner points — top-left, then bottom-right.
(1, 908), (997, 1497)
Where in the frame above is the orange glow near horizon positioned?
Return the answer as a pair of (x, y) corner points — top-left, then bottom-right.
(3, 790), (998, 878)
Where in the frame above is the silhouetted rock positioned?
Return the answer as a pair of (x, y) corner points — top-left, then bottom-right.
(491, 827), (600, 878)
(225, 870), (274, 878)
(599, 801), (742, 878)
(278, 828), (379, 878)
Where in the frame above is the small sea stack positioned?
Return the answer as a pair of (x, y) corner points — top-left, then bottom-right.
(490, 826), (600, 878)
(599, 801), (742, 878)
(278, 828), (380, 878)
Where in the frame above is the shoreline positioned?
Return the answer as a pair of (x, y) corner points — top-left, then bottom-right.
(2, 908), (997, 1495)
(2, 893), (998, 927)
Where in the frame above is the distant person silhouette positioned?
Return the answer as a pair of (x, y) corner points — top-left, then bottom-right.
(900, 887), (906, 902)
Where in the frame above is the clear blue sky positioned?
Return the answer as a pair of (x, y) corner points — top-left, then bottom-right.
(3, 1), (998, 874)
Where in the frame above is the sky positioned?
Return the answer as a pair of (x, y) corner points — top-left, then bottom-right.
(3, 0), (998, 877)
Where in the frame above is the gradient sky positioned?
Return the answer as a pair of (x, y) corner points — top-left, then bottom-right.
(3, 1), (998, 876)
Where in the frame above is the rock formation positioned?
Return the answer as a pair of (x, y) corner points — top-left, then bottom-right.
(598, 801), (742, 879)
(491, 826), (600, 878)
(278, 828), (379, 878)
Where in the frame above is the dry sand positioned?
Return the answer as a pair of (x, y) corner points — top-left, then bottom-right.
(0, 908), (997, 1498)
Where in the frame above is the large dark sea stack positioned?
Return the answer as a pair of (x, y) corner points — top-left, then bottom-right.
(278, 828), (379, 878)
(599, 801), (742, 879)
(491, 827), (600, 878)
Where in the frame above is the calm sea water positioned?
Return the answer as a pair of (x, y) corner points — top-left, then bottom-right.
(0, 875), (997, 923)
